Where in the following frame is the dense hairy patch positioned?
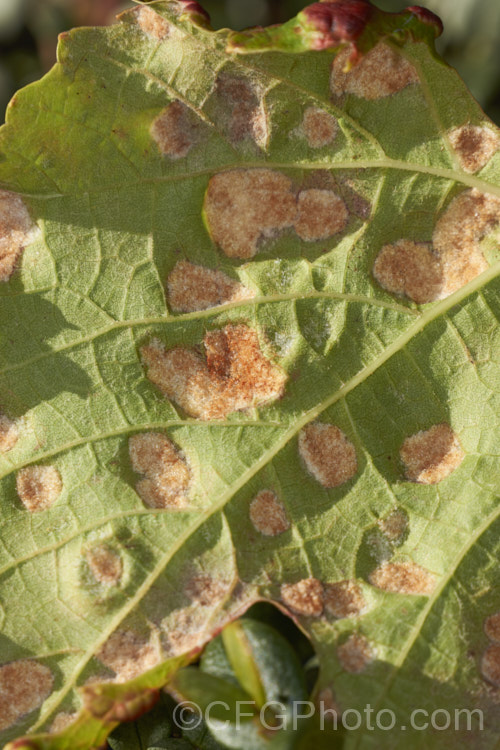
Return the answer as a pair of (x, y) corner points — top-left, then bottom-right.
(141, 325), (287, 420)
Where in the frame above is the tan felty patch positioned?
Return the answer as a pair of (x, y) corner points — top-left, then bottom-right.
(374, 189), (500, 303)
(0, 660), (53, 731)
(0, 414), (18, 453)
(141, 324), (287, 420)
(204, 169), (297, 259)
(369, 561), (436, 595)
(298, 422), (358, 488)
(97, 630), (162, 682)
(324, 580), (366, 619)
(216, 75), (268, 147)
(184, 574), (230, 606)
(167, 260), (255, 312)
(432, 189), (500, 298)
(0, 189), (39, 282)
(302, 107), (338, 148)
(331, 43), (419, 100)
(129, 432), (191, 509)
(448, 124), (499, 173)
(400, 423), (465, 484)
(151, 100), (201, 159)
(281, 577), (324, 617)
(337, 634), (373, 673)
(373, 240), (443, 305)
(249, 490), (290, 536)
(481, 644), (500, 687)
(16, 465), (62, 512)
(294, 189), (349, 241)
(204, 169), (349, 258)
(162, 606), (219, 657)
(85, 544), (123, 586)
(135, 6), (171, 39)
(378, 509), (408, 545)
(484, 612), (500, 644)
(136, 474), (188, 511)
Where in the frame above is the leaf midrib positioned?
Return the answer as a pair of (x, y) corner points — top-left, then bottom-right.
(0, 290), (417, 379)
(14, 159), (500, 200)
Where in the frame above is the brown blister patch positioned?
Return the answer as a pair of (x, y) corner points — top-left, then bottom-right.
(129, 432), (191, 509)
(167, 260), (254, 313)
(281, 578), (323, 617)
(161, 591), (240, 659)
(373, 240), (443, 304)
(0, 189), (39, 282)
(302, 107), (338, 148)
(369, 561), (436, 595)
(295, 189), (349, 242)
(141, 324), (287, 420)
(50, 712), (77, 734)
(324, 580), (366, 619)
(0, 660), (53, 731)
(449, 124), (499, 173)
(204, 169), (297, 259)
(337, 634), (373, 673)
(485, 613), (500, 643)
(97, 630), (161, 682)
(16, 465), (62, 512)
(86, 545), (123, 586)
(481, 644), (500, 687)
(163, 607), (212, 657)
(0, 414), (18, 453)
(378, 509), (408, 545)
(151, 101), (200, 159)
(216, 76), (268, 147)
(432, 189), (500, 297)
(400, 423), (465, 484)
(205, 169), (350, 258)
(331, 43), (418, 100)
(141, 345), (214, 419)
(299, 423), (357, 488)
(374, 189), (500, 302)
(250, 489), (290, 536)
(136, 6), (171, 39)
(185, 574), (230, 606)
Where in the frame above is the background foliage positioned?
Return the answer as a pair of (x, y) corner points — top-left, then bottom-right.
(1, 0), (500, 125)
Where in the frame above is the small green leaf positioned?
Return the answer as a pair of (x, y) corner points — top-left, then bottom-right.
(169, 668), (255, 724)
(199, 620), (308, 748)
(221, 622), (268, 709)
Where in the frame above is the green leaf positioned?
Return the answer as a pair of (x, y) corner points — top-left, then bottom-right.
(0, 1), (500, 748)
(169, 667), (255, 724)
(193, 619), (308, 749)
(221, 622), (268, 709)
(210, 620), (307, 707)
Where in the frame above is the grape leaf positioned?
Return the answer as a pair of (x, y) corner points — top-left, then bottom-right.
(1, 1), (500, 748)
